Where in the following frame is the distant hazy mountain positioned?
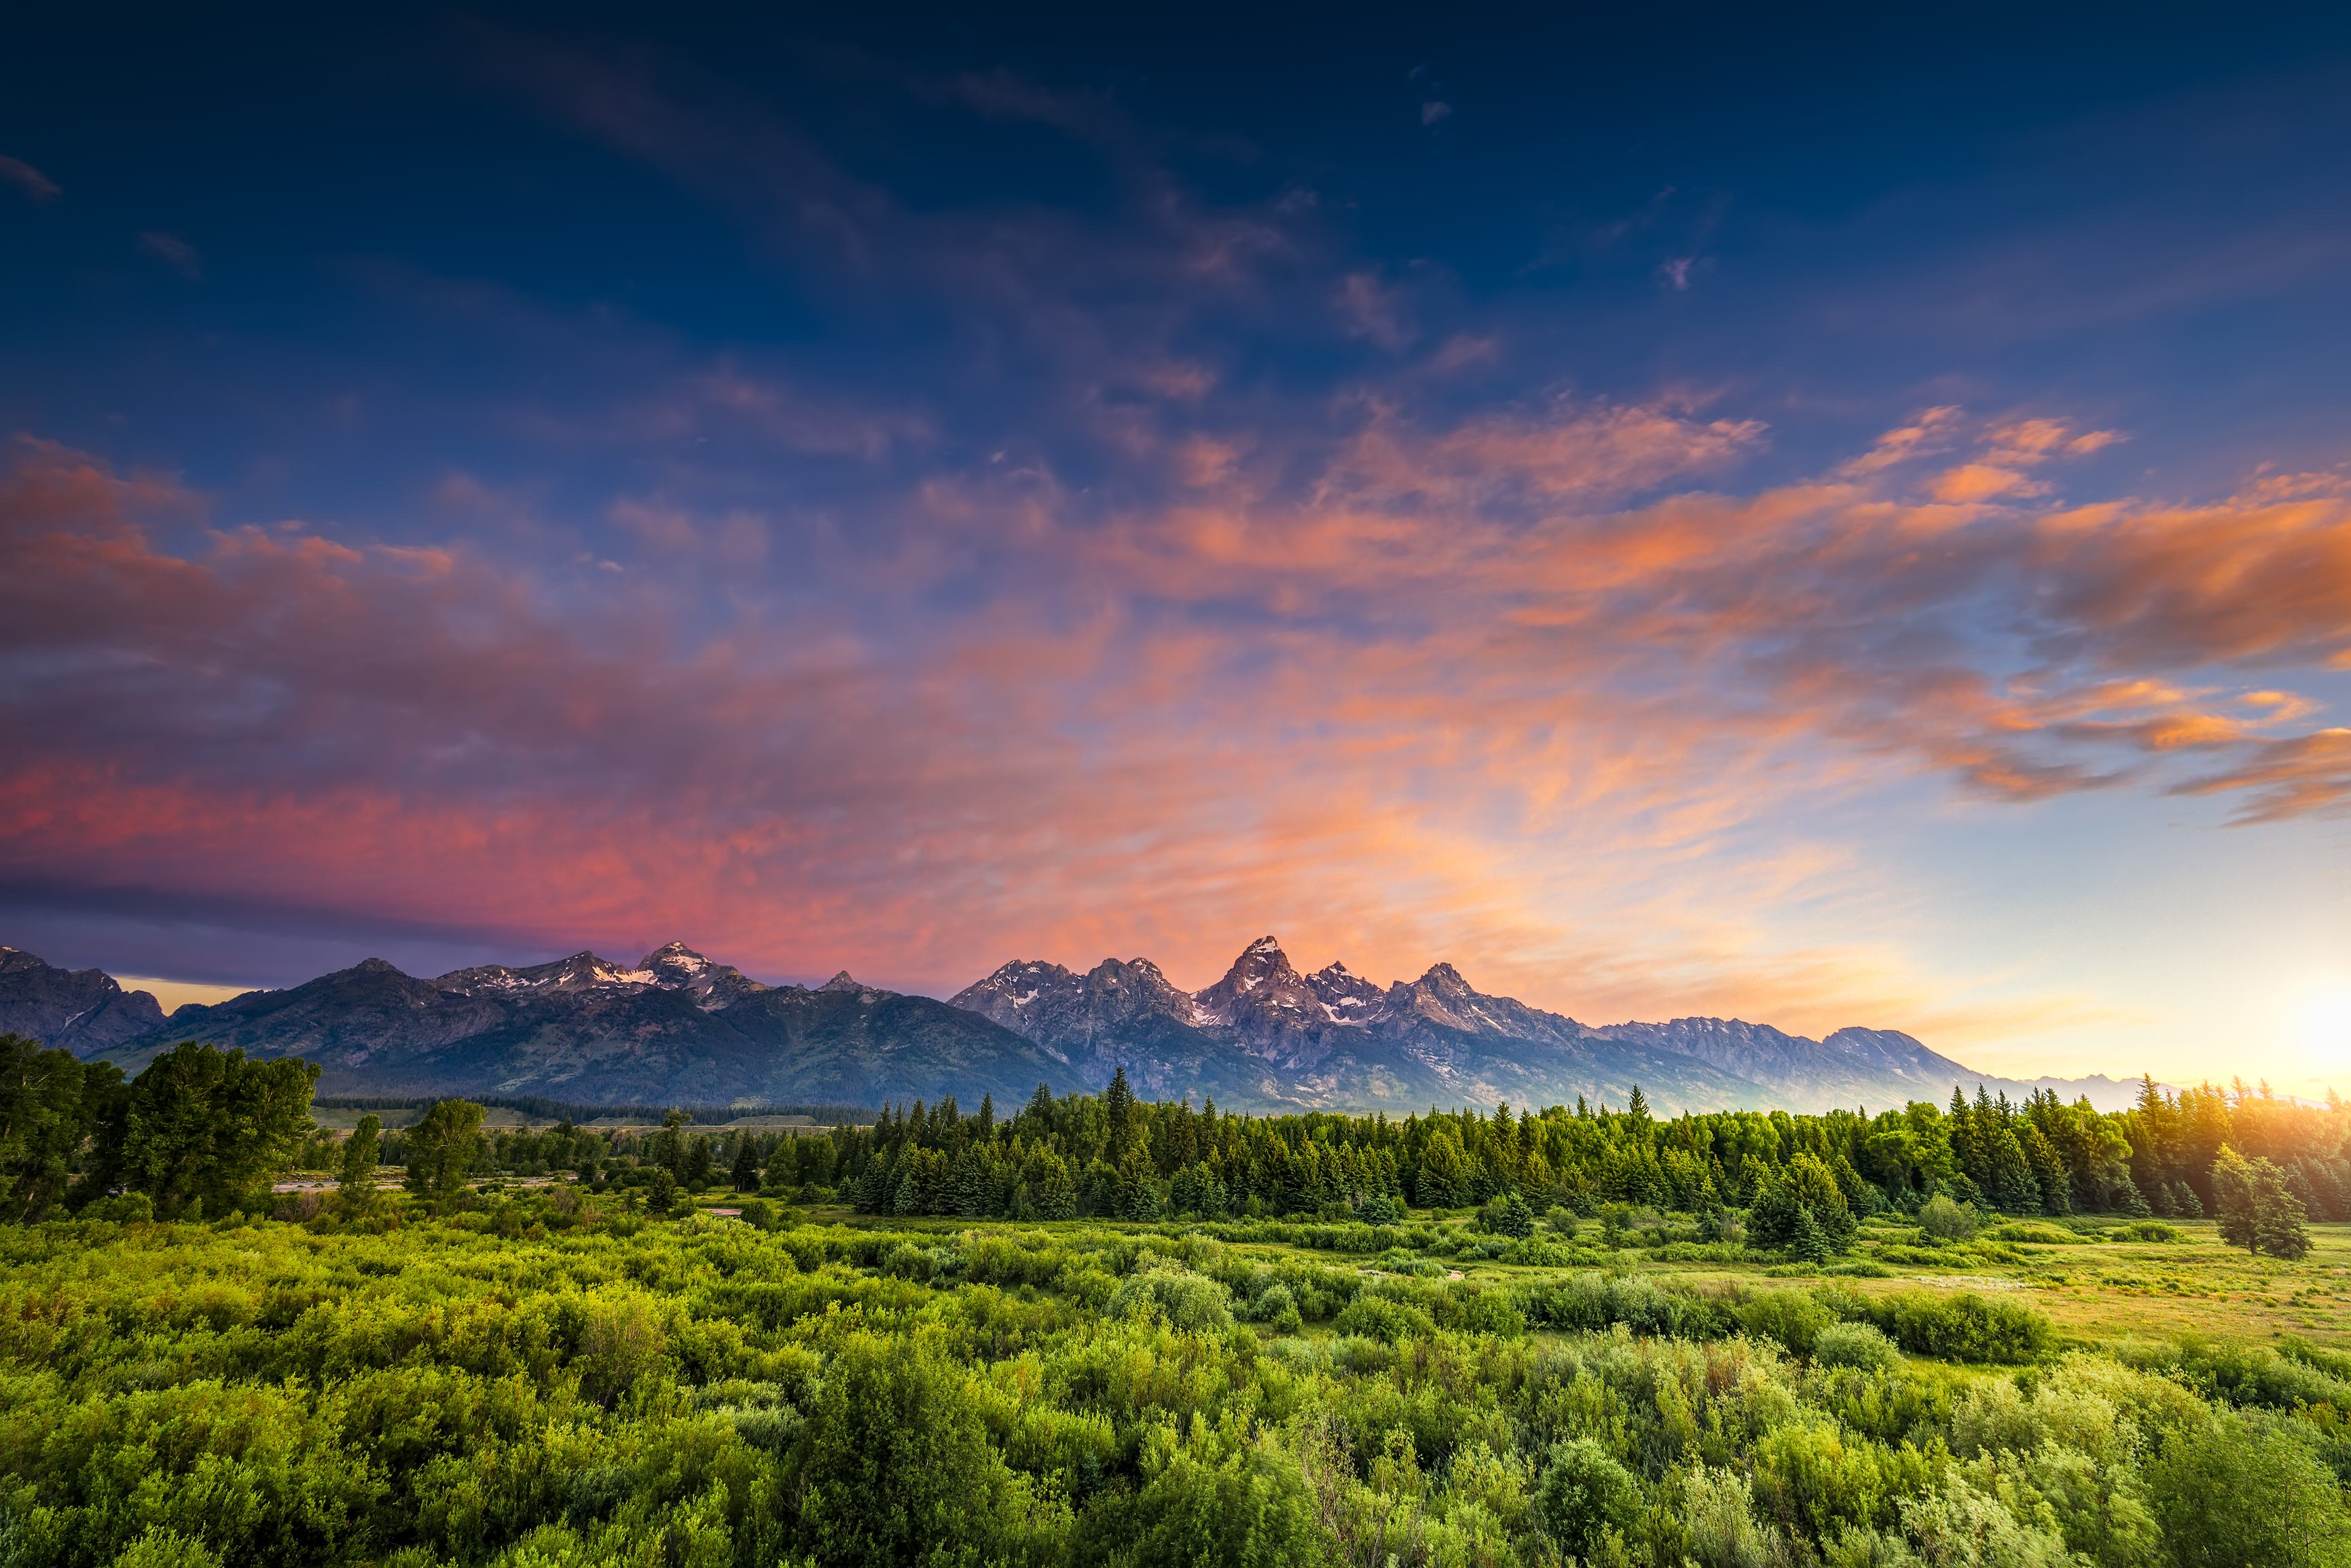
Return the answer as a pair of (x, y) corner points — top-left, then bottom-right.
(1591, 1015), (2144, 1114)
(88, 943), (1082, 1108)
(0, 947), (166, 1055)
(33, 932), (2145, 1114)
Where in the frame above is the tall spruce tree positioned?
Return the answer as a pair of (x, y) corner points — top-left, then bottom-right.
(2251, 1159), (2313, 1260)
(2212, 1146), (2259, 1250)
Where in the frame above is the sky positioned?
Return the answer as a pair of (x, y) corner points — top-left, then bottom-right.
(3, 1), (2348, 1089)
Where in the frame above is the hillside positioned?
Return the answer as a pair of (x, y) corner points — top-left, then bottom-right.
(92, 944), (1083, 1108)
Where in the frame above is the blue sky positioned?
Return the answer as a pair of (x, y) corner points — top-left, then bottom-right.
(3, 1), (2348, 1087)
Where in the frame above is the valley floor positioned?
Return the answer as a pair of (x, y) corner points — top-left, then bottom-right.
(7, 1193), (2348, 1568)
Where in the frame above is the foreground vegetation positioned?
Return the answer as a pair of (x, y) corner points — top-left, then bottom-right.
(7, 1197), (2351, 1568)
(6, 1036), (2351, 1565)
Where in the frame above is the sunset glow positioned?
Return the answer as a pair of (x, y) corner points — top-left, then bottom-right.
(3, 5), (2347, 1089)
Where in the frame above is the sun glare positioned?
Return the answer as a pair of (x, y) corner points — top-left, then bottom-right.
(2300, 985), (2351, 1076)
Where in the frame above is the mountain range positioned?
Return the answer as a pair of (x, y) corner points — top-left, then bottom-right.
(0, 938), (2145, 1114)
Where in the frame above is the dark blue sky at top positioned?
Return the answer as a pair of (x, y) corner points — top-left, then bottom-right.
(9, 0), (2351, 540)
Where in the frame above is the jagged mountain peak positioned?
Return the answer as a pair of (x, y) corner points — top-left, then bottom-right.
(0, 945), (168, 1055)
(354, 957), (405, 975)
(817, 970), (864, 993)
(1203, 936), (1300, 991)
(1413, 961), (1473, 993)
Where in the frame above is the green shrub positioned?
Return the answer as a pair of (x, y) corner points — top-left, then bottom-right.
(1812, 1321), (1902, 1372)
(1736, 1289), (1836, 1355)
(1535, 1438), (1641, 1558)
(2145, 1411), (2351, 1567)
(1333, 1294), (1436, 1345)
(1862, 1290), (2055, 1364)
(1916, 1193), (1982, 1242)
(1106, 1260), (1235, 1333)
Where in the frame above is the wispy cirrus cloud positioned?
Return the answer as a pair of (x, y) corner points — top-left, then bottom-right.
(137, 230), (203, 278)
(0, 155), (58, 202)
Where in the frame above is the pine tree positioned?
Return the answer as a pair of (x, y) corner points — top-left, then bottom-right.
(2213, 1146), (2259, 1250)
(1103, 1068), (1137, 1158)
(1789, 1205), (1833, 1264)
(2251, 1159), (2312, 1260)
(947, 1148), (989, 1217)
(337, 1114), (382, 1214)
(729, 1139), (760, 1193)
(2020, 1121), (2071, 1214)
(2171, 1181), (2204, 1219)
(1982, 1123), (2042, 1215)
(854, 1148), (895, 1214)
(1034, 1153), (1078, 1220)
(2151, 1182), (2179, 1218)
(1747, 1155), (1855, 1253)
(2285, 1162), (2325, 1224)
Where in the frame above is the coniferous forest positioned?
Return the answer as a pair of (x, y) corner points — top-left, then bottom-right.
(4, 1034), (2350, 1567)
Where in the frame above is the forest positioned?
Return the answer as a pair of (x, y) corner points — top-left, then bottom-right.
(1, 1034), (2348, 1567)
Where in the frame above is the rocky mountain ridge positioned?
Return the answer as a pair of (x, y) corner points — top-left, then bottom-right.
(6, 936), (2145, 1113)
(951, 935), (2145, 1114)
(45, 944), (1077, 1108)
(0, 947), (167, 1055)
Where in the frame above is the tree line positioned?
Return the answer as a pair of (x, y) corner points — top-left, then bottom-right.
(2, 1035), (2332, 1258)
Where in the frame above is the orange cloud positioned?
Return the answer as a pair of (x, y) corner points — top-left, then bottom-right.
(2, 402), (2346, 1034)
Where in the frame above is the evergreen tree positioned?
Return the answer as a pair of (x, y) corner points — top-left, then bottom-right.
(1034, 1153), (1078, 1220)
(1981, 1123), (2042, 1214)
(337, 1114), (382, 1213)
(403, 1099), (484, 1210)
(2251, 1159), (2312, 1260)
(729, 1137), (760, 1193)
(855, 1148), (896, 1213)
(947, 1148), (989, 1217)
(1789, 1205), (1834, 1264)
(1104, 1068), (1138, 1158)
(2285, 1162), (2325, 1224)
(643, 1167), (678, 1218)
(2019, 1120), (2071, 1214)
(2151, 1182), (2179, 1218)
(2171, 1180), (2204, 1219)
(2212, 1146), (2259, 1250)
(648, 1110), (682, 1175)
(1748, 1155), (1855, 1253)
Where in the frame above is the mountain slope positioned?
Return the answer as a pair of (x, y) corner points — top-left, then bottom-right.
(953, 936), (2147, 1114)
(1592, 1017), (2145, 1113)
(95, 945), (1084, 1108)
(0, 947), (168, 1055)
(45, 932), (2149, 1114)
(957, 936), (1781, 1114)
